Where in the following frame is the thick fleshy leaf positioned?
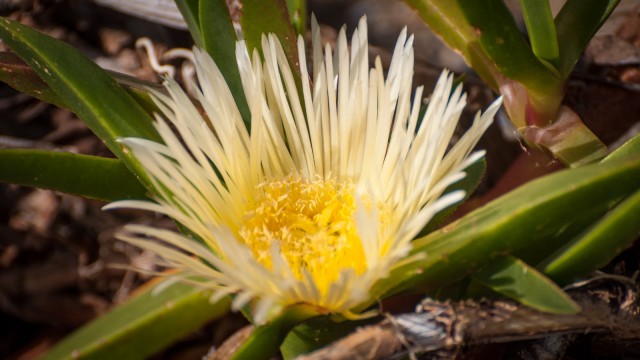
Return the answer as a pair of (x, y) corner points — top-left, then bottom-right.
(0, 51), (165, 115)
(371, 156), (640, 301)
(198, 0), (251, 126)
(520, 0), (559, 63)
(107, 70), (166, 115)
(473, 256), (579, 314)
(0, 51), (65, 108)
(42, 280), (230, 360)
(555, 0), (620, 78)
(240, 0), (300, 81)
(229, 305), (319, 360)
(455, 0), (556, 88)
(286, 0), (306, 36)
(280, 317), (380, 360)
(174, 0), (204, 48)
(540, 188), (640, 284)
(602, 132), (640, 163)
(0, 149), (147, 201)
(403, 0), (559, 93)
(0, 18), (160, 179)
(403, 0), (563, 128)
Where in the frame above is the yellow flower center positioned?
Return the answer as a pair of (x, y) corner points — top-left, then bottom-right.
(240, 176), (367, 295)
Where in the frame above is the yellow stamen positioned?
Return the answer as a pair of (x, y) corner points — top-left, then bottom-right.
(240, 176), (366, 295)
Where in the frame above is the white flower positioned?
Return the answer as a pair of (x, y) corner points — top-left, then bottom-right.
(105, 17), (502, 324)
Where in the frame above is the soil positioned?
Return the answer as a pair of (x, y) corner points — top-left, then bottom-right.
(0, 1), (639, 359)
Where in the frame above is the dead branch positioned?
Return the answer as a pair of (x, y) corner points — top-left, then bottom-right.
(297, 275), (640, 360)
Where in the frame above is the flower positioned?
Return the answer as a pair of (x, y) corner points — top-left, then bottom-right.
(105, 17), (502, 324)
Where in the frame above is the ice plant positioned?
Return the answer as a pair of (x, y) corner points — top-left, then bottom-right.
(105, 18), (501, 324)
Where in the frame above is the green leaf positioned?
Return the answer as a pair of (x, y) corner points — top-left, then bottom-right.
(175, 0), (255, 129)
(229, 305), (319, 360)
(540, 188), (640, 284)
(0, 18), (160, 180)
(404, 0), (559, 93)
(174, 0), (204, 48)
(108, 70), (166, 115)
(0, 149), (147, 201)
(240, 0), (300, 82)
(403, 0), (563, 128)
(371, 156), (640, 301)
(419, 158), (486, 235)
(555, 0), (620, 78)
(456, 0), (563, 94)
(0, 51), (165, 115)
(602, 132), (640, 163)
(473, 255), (579, 314)
(0, 51), (66, 108)
(198, 0), (251, 127)
(286, 0), (307, 36)
(280, 316), (380, 360)
(520, 0), (559, 63)
(43, 280), (230, 360)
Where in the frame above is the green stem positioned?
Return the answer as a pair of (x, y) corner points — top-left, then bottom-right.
(230, 305), (321, 360)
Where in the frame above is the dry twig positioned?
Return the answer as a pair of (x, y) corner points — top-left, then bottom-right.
(297, 275), (640, 360)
